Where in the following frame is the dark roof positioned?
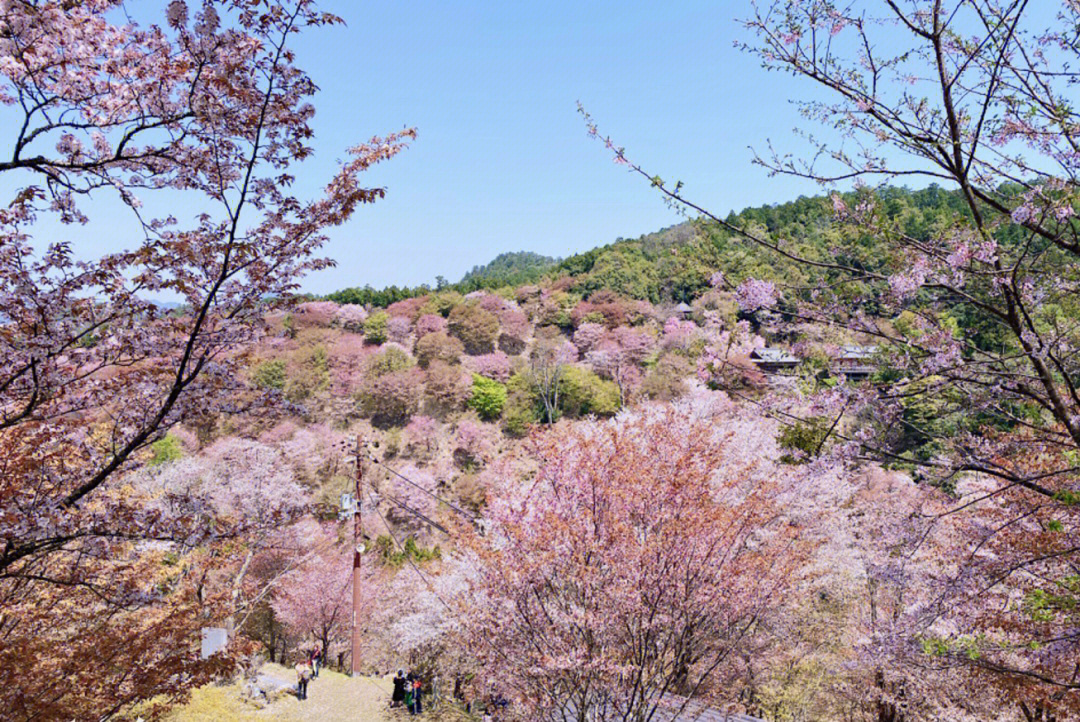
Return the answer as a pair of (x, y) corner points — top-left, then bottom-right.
(837, 344), (878, 359)
(750, 347), (799, 364)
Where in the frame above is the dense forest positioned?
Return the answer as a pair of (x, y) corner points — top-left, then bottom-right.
(329, 184), (976, 308)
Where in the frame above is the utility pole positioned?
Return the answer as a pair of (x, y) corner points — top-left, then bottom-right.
(351, 435), (365, 677)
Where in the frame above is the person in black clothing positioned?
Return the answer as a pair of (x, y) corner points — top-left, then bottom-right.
(391, 669), (407, 708)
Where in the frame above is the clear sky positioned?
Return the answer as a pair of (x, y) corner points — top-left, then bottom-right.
(283, 0), (825, 293)
(1, 1), (839, 296)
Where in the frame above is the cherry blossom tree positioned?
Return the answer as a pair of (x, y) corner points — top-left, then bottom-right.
(585, 1), (1080, 715)
(497, 307), (531, 355)
(585, 326), (655, 405)
(0, 1), (411, 717)
(271, 534), (365, 666)
(527, 334), (579, 424)
(460, 401), (803, 722)
(370, 557), (471, 674)
(416, 313), (449, 338)
(469, 350), (512, 382)
(336, 303), (369, 333)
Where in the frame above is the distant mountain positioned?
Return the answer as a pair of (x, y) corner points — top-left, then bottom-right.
(458, 251), (558, 290)
(328, 185), (970, 306)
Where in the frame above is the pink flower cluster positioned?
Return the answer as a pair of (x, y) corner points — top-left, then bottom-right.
(734, 278), (780, 312)
(470, 351), (512, 382)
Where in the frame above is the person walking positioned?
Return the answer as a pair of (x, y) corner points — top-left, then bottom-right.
(294, 657), (312, 701)
(403, 677), (414, 715)
(391, 669), (407, 708)
(411, 677), (423, 715)
(310, 647), (320, 678)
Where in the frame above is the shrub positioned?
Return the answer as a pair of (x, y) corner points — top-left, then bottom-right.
(454, 417), (495, 467)
(364, 311), (389, 344)
(387, 315), (413, 345)
(570, 292), (631, 328)
(295, 300), (339, 326)
(423, 361), (472, 415)
(374, 535), (442, 568)
(467, 374), (508, 420)
(415, 331), (464, 368)
(503, 372), (542, 436)
(365, 344), (414, 377)
(497, 308), (530, 355)
(335, 303), (368, 332)
(282, 313), (296, 339)
(328, 333), (370, 394)
(404, 415), (439, 453)
(419, 292), (462, 318)
(777, 416), (833, 463)
(148, 435), (183, 466)
(453, 472), (486, 511)
(284, 345), (330, 402)
(534, 292), (576, 329)
(415, 313), (448, 337)
(386, 296), (427, 321)
(471, 351), (512, 382)
(448, 303), (500, 355)
(252, 359), (287, 390)
(662, 317), (700, 351)
(558, 365), (621, 417)
(358, 368), (423, 427)
(573, 322), (607, 353)
(641, 354), (692, 401)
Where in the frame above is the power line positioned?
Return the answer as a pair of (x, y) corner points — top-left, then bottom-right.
(373, 487), (451, 536)
(364, 487), (453, 612)
(367, 455), (480, 522)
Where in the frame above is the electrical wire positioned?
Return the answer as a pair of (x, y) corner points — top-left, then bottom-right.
(373, 487), (451, 536)
(367, 455), (480, 522)
(364, 487), (453, 612)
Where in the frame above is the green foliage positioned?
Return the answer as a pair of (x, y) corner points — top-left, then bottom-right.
(366, 345), (414, 377)
(459, 251), (557, 291)
(777, 416), (833, 464)
(641, 354), (691, 401)
(420, 292), (463, 318)
(374, 535), (442, 568)
(415, 331), (464, 368)
(326, 283), (431, 308)
(503, 372), (542, 436)
(467, 374), (507, 420)
(364, 311), (389, 344)
(1021, 579), (1080, 623)
(252, 359), (287, 390)
(448, 303), (500, 355)
(148, 434), (183, 466)
(558, 365), (620, 417)
(325, 185), (998, 313)
(284, 345), (330, 402)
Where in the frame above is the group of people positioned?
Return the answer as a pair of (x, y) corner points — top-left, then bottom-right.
(391, 669), (426, 715)
(293, 647), (323, 701)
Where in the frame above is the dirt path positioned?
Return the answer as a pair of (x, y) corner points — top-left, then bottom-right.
(265, 666), (394, 722)
(167, 665), (468, 722)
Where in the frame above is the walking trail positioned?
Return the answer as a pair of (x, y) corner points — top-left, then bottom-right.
(165, 664), (468, 722)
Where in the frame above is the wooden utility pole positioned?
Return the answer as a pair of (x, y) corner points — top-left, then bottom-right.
(350, 435), (364, 676)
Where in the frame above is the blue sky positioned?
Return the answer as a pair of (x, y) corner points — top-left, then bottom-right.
(1, 1), (837, 295)
(284, 0), (825, 293)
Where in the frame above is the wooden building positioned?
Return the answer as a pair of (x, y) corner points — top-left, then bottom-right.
(749, 346), (800, 375)
(834, 345), (878, 380)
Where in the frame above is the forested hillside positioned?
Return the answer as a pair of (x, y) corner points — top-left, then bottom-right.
(329, 184), (976, 307)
